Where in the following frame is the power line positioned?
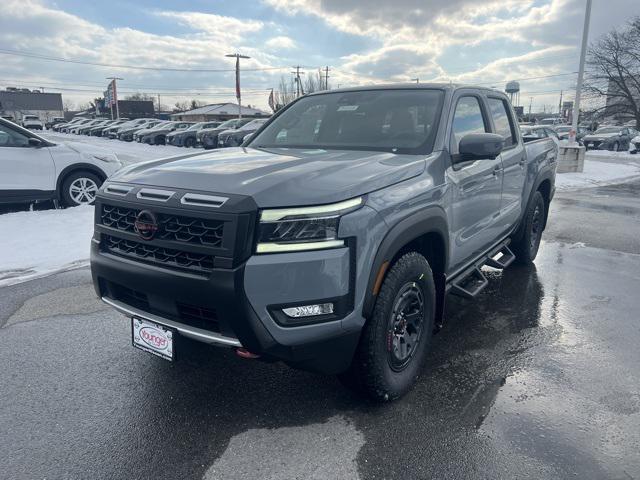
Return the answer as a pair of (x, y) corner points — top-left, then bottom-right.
(0, 77), (269, 92)
(0, 48), (296, 73)
(0, 80), (271, 97)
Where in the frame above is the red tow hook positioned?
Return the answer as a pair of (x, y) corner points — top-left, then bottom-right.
(235, 347), (261, 359)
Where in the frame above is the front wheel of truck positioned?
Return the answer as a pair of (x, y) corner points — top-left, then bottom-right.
(341, 252), (435, 401)
(512, 190), (545, 264)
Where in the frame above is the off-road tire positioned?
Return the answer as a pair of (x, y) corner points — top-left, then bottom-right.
(512, 190), (545, 264)
(340, 252), (435, 401)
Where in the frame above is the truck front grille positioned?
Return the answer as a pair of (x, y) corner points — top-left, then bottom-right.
(103, 235), (214, 273)
(104, 281), (221, 333)
(101, 204), (224, 248)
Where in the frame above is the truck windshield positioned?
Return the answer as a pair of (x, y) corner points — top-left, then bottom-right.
(250, 89), (444, 154)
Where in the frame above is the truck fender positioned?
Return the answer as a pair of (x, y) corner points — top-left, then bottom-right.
(362, 206), (449, 320)
(512, 167), (554, 241)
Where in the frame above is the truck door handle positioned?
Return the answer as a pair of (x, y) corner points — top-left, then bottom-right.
(493, 166), (502, 176)
(518, 158), (525, 167)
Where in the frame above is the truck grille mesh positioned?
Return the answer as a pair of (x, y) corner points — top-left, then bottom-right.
(103, 235), (214, 273)
(101, 204), (224, 248)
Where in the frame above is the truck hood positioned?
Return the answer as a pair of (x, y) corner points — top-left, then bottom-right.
(109, 147), (427, 207)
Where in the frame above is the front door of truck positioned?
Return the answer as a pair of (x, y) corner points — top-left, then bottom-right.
(446, 93), (503, 274)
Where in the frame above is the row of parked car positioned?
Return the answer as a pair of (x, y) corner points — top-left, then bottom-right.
(51, 116), (270, 149)
(519, 122), (640, 152)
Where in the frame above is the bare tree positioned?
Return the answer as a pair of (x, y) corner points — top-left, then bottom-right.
(273, 76), (297, 110)
(173, 99), (204, 112)
(62, 99), (75, 112)
(273, 70), (331, 111)
(584, 17), (640, 127)
(125, 92), (154, 102)
(305, 69), (329, 93)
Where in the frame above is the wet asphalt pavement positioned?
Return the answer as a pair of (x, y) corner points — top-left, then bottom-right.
(1, 181), (640, 480)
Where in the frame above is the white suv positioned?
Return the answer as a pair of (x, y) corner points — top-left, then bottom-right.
(21, 115), (44, 130)
(0, 118), (123, 206)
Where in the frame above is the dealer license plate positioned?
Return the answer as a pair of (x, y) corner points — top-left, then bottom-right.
(132, 317), (175, 361)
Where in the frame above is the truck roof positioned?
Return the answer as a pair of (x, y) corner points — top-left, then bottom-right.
(306, 83), (505, 96)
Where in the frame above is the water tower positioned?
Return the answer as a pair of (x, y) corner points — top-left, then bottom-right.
(505, 80), (520, 106)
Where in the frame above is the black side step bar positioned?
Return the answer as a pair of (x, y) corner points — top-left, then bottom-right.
(450, 267), (488, 299)
(485, 245), (516, 269)
(448, 243), (515, 299)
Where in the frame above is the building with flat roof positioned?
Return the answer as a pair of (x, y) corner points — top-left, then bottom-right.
(171, 103), (270, 122)
(0, 89), (64, 123)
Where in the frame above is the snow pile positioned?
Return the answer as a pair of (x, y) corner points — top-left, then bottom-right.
(556, 159), (640, 190)
(0, 206), (94, 286)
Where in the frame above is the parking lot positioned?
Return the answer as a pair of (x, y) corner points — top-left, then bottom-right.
(1, 174), (639, 479)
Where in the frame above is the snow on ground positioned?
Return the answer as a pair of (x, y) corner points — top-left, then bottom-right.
(0, 206), (94, 287)
(556, 152), (640, 190)
(40, 132), (193, 164)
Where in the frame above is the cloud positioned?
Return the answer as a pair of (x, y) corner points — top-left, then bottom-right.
(262, 0), (596, 108)
(0, 0), (283, 108)
(1, 0), (638, 112)
(264, 36), (296, 50)
(154, 10), (264, 42)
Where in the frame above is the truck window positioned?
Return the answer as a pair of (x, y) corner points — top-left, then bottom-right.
(250, 89), (444, 155)
(487, 98), (516, 147)
(450, 96), (488, 154)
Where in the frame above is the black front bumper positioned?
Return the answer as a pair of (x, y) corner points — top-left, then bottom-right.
(91, 244), (359, 374)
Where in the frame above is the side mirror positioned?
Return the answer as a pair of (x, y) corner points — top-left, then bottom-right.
(28, 138), (43, 148)
(457, 133), (504, 161)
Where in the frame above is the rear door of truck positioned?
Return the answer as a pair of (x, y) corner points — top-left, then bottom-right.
(485, 95), (526, 232)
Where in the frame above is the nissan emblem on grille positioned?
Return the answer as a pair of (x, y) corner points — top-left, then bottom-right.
(134, 210), (159, 240)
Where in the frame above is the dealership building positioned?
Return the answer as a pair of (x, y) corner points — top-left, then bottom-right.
(171, 103), (270, 122)
(0, 88), (64, 123)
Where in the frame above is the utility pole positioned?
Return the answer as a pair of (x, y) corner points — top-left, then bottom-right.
(106, 77), (123, 119)
(558, 90), (563, 118)
(157, 93), (161, 115)
(528, 97), (533, 117)
(225, 53), (250, 119)
(571, 0), (592, 143)
(291, 66), (305, 97)
(324, 66), (330, 90)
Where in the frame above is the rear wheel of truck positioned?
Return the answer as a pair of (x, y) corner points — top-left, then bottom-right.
(341, 252), (435, 401)
(512, 190), (545, 264)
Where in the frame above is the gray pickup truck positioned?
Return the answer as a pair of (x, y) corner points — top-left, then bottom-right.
(91, 84), (557, 400)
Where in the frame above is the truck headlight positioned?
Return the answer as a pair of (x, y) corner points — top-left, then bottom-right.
(256, 197), (363, 253)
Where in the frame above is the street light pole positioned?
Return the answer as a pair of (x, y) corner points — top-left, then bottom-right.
(225, 53), (250, 119)
(571, 0), (592, 142)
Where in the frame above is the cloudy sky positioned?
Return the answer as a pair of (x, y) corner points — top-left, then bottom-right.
(0, 0), (638, 112)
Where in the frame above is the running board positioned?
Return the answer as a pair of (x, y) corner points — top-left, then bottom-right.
(450, 267), (488, 299)
(485, 245), (515, 269)
(448, 242), (515, 299)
